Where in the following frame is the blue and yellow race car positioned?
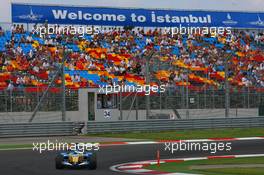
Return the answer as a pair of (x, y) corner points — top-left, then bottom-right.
(55, 147), (97, 169)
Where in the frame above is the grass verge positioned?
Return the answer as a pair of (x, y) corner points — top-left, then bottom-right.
(88, 127), (264, 140)
(147, 157), (264, 175)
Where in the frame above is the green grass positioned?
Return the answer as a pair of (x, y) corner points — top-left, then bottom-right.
(88, 127), (264, 140)
(200, 168), (264, 175)
(147, 157), (264, 175)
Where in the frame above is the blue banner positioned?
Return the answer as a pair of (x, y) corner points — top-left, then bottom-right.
(12, 4), (264, 28)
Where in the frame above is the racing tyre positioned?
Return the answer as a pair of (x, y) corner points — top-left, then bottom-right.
(88, 152), (97, 170)
(55, 155), (64, 169)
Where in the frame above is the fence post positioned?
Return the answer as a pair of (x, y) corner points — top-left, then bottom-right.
(186, 70), (189, 119)
(62, 54), (66, 121)
(247, 87), (250, 108)
(10, 90), (13, 112)
(119, 91), (123, 120)
(224, 51), (231, 118)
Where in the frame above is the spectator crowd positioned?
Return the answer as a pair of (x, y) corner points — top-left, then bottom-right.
(0, 23), (263, 92)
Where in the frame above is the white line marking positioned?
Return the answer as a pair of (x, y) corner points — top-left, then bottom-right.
(235, 154), (264, 158)
(125, 169), (154, 173)
(164, 173), (201, 175)
(183, 157), (207, 161)
(127, 141), (158, 145)
(118, 165), (143, 169)
(236, 137), (264, 140)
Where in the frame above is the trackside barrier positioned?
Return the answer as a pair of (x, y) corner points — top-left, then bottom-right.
(0, 122), (85, 138)
(86, 117), (264, 133)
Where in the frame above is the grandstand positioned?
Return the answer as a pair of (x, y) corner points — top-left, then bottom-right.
(0, 0), (263, 122)
(0, 26), (263, 89)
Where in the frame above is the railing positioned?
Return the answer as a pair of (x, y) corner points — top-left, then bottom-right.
(0, 122), (85, 137)
(86, 117), (264, 133)
(0, 88), (78, 112)
(121, 89), (264, 110)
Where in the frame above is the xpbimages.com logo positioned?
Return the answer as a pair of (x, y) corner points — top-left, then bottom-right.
(164, 141), (232, 154)
(32, 140), (100, 153)
(98, 83), (166, 95)
(32, 24), (102, 38)
(165, 25), (232, 37)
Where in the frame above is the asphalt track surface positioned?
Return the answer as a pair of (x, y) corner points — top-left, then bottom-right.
(1, 140), (264, 175)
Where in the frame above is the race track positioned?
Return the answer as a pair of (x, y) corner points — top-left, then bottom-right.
(1, 139), (264, 175)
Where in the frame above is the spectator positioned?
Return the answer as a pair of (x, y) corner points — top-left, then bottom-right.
(7, 81), (14, 92)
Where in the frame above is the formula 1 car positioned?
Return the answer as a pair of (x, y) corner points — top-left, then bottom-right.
(55, 147), (97, 169)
